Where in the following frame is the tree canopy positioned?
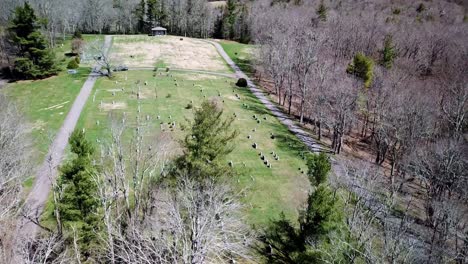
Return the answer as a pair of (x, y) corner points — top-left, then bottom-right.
(8, 2), (58, 79)
(173, 100), (239, 180)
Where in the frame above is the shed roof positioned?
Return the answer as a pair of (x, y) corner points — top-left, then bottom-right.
(152, 27), (167, 31)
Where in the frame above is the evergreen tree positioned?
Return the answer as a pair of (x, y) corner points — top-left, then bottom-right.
(135, 0), (146, 33)
(316, 0), (327, 21)
(58, 130), (100, 257)
(306, 152), (331, 186)
(8, 2), (58, 79)
(381, 34), (397, 69)
(173, 100), (239, 180)
(72, 29), (83, 39)
(223, 0), (237, 39)
(346, 52), (374, 88)
(258, 154), (343, 263)
(147, 0), (164, 27)
(67, 58), (79, 69)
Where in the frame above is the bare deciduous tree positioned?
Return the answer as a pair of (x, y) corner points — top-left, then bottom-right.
(0, 95), (31, 263)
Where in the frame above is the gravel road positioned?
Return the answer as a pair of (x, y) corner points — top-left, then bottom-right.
(16, 35), (113, 239)
(208, 40), (323, 153)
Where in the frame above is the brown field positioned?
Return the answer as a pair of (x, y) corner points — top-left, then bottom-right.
(111, 35), (230, 72)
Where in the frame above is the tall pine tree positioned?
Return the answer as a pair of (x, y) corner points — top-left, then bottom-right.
(173, 100), (239, 181)
(257, 153), (343, 263)
(147, 0), (165, 28)
(58, 129), (101, 258)
(381, 34), (397, 69)
(8, 2), (58, 79)
(223, 0), (237, 40)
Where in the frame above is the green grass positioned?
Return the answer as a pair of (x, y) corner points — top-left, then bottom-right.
(3, 68), (91, 163)
(3, 35), (100, 164)
(219, 40), (255, 76)
(155, 59), (167, 69)
(76, 70), (311, 226)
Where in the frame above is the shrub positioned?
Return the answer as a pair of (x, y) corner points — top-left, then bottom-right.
(316, 0), (327, 21)
(67, 58), (79, 69)
(166, 93), (172, 98)
(392, 8), (401, 15)
(236, 78), (248, 87)
(74, 56), (80, 64)
(306, 153), (331, 186)
(166, 67), (170, 72)
(346, 53), (374, 88)
(73, 30), (83, 39)
(416, 3), (425, 13)
(186, 102), (193, 109)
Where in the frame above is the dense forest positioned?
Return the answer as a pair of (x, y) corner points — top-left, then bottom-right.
(0, 0), (467, 263)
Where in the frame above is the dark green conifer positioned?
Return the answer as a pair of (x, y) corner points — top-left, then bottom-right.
(58, 130), (100, 256)
(8, 2), (58, 79)
(174, 100), (238, 180)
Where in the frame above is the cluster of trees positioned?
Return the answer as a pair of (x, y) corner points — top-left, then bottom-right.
(5, 2), (58, 79)
(0, 90), (376, 263)
(0, 0), (252, 42)
(1, 96), (387, 263)
(1, 100), (254, 263)
(0, 95), (31, 263)
(253, 0), (467, 262)
(1, 0), (252, 76)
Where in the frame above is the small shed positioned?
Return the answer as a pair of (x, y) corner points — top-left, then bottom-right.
(151, 27), (167, 36)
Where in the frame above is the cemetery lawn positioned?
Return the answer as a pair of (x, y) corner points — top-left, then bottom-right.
(76, 70), (310, 226)
(2, 35), (100, 184)
(219, 40), (255, 76)
(3, 68), (91, 165)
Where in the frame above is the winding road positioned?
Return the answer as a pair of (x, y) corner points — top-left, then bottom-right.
(16, 36), (113, 240)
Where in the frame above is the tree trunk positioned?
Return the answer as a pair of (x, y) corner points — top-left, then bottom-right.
(317, 121), (322, 141)
(299, 98), (305, 124)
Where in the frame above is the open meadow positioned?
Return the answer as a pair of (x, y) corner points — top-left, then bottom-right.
(111, 35), (230, 72)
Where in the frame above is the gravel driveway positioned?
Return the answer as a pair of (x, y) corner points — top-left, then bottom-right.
(16, 35), (113, 239)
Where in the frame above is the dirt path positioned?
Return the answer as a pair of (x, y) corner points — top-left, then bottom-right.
(16, 36), (113, 240)
(208, 40), (323, 153)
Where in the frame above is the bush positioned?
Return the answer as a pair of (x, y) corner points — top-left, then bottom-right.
(346, 53), (374, 88)
(316, 0), (327, 21)
(392, 8), (401, 15)
(166, 93), (172, 98)
(73, 30), (83, 39)
(306, 153), (331, 186)
(67, 59), (79, 69)
(416, 3), (425, 13)
(186, 102), (193, 109)
(236, 78), (248, 87)
(74, 56), (80, 64)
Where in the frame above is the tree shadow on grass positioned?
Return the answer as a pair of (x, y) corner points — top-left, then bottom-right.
(236, 89), (271, 116)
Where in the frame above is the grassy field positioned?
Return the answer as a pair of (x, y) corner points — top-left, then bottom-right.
(76, 70), (310, 225)
(2, 35), (100, 178)
(112, 35), (230, 72)
(4, 68), (91, 164)
(219, 40), (255, 75)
